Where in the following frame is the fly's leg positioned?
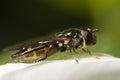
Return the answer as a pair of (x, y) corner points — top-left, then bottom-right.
(70, 49), (79, 63)
(82, 48), (92, 56)
(82, 48), (100, 59)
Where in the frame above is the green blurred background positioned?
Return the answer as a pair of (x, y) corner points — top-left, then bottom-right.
(0, 0), (120, 64)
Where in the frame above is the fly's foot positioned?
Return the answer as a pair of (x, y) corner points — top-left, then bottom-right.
(72, 55), (79, 64)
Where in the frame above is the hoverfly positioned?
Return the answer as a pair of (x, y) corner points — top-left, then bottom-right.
(11, 27), (98, 63)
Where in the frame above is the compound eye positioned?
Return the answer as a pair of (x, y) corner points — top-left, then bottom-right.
(81, 29), (95, 45)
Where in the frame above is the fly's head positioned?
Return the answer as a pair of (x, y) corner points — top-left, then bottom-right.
(81, 27), (98, 46)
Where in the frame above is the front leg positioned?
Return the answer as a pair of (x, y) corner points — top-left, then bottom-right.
(82, 48), (92, 56)
(82, 48), (100, 59)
